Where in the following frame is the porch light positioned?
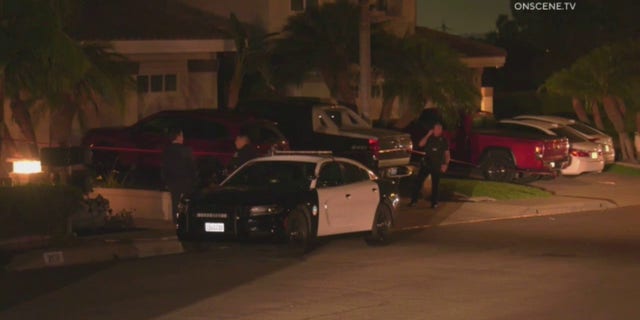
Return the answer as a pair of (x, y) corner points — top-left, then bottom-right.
(11, 159), (42, 174)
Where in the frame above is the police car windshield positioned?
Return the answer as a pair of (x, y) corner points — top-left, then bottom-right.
(223, 161), (317, 189)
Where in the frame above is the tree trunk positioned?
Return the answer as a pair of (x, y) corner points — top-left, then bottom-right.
(602, 95), (636, 162)
(0, 83), (6, 178)
(49, 98), (76, 147)
(571, 97), (590, 123)
(358, 0), (372, 121)
(335, 70), (356, 105)
(9, 97), (39, 158)
(590, 100), (605, 130)
(227, 52), (245, 110)
(616, 97), (626, 116)
(379, 94), (396, 125)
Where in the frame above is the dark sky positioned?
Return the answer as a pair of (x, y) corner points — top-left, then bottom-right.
(417, 0), (510, 35)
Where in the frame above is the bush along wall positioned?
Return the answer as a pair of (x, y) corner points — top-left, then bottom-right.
(0, 185), (83, 239)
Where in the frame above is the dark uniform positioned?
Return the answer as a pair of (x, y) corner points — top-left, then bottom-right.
(162, 143), (197, 224)
(410, 135), (449, 207)
(228, 144), (259, 172)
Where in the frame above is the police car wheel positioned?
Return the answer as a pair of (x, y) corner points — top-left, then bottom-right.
(287, 209), (312, 254)
(365, 204), (394, 246)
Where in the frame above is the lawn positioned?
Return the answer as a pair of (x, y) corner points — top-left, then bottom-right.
(440, 178), (551, 200)
(604, 164), (640, 177)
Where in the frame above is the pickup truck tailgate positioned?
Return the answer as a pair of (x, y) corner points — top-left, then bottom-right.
(543, 138), (570, 160)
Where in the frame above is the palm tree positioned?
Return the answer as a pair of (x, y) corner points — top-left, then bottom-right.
(545, 41), (640, 162)
(47, 43), (133, 146)
(358, 0), (372, 120)
(269, 0), (360, 104)
(541, 68), (591, 123)
(1, 0), (88, 157)
(373, 32), (479, 127)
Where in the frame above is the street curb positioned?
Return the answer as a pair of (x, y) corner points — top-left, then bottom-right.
(399, 199), (616, 231)
(6, 237), (184, 271)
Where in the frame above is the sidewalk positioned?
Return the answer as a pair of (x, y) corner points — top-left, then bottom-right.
(3, 185), (624, 271)
(3, 219), (181, 271)
(395, 195), (615, 230)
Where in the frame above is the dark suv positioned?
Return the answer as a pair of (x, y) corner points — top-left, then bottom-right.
(82, 109), (289, 185)
(237, 97), (412, 174)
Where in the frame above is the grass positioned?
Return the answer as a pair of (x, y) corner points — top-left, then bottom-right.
(604, 164), (640, 177)
(440, 178), (552, 200)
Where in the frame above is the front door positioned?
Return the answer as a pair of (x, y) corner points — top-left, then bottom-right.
(339, 161), (380, 231)
(315, 161), (352, 236)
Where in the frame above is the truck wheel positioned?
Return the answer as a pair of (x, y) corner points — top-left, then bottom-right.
(481, 151), (516, 182)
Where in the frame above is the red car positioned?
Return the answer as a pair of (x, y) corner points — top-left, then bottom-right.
(82, 110), (289, 185)
(401, 110), (570, 182)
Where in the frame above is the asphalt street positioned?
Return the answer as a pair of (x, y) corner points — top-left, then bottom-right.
(2, 205), (640, 320)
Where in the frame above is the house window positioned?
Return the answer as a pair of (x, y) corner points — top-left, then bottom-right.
(164, 74), (177, 91)
(137, 74), (178, 93)
(137, 75), (149, 93)
(150, 75), (163, 92)
(291, 0), (317, 12)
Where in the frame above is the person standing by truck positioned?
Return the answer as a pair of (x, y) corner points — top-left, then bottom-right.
(162, 127), (197, 225)
(409, 123), (450, 208)
(228, 128), (259, 172)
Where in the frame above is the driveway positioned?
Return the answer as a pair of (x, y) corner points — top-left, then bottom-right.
(532, 172), (640, 207)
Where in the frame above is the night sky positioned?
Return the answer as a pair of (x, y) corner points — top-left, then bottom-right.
(417, 0), (510, 36)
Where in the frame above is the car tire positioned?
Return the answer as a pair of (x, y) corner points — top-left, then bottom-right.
(286, 209), (312, 255)
(365, 204), (394, 246)
(481, 151), (516, 182)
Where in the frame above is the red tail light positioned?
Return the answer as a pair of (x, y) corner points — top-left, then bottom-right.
(570, 149), (590, 157)
(368, 139), (380, 157)
(534, 144), (544, 159)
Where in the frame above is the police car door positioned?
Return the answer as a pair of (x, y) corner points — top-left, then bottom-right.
(315, 161), (352, 236)
(339, 161), (380, 231)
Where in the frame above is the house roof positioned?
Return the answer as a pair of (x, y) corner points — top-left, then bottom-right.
(415, 27), (506, 58)
(68, 0), (232, 41)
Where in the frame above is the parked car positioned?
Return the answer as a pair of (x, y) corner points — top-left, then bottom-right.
(513, 115), (615, 164)
(236, 97), (413, 176)
(82, 109), (289, 185)
(400, 110), (570, 182)
(500, 119), (605, 175)
(176, 152), (401, 251)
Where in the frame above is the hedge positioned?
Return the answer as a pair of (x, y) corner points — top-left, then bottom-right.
(0, 185), (83, 239)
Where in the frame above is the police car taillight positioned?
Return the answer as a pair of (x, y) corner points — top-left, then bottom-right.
(368, 139), (380, 157)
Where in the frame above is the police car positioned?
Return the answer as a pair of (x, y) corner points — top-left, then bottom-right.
(176, 151), (405, 251)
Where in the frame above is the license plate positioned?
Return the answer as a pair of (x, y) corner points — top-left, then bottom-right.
(204, 222), (225, 233)
(591, 152), (598, 159)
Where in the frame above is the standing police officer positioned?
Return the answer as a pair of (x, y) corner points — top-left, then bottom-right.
(162, 128), (197, 224)
(409, 123), (450, 208)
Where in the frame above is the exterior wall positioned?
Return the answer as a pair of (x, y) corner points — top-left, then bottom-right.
(92, 187), (172, 221)
(4, 52), (223, 152)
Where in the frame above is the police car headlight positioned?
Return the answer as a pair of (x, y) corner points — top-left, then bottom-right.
(249, 205), (283, 216)
(389, 193), (400, 208)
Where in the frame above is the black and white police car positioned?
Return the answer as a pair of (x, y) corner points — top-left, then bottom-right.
(176, 152), (405, 251)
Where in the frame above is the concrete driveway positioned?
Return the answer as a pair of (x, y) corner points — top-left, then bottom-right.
(532, 172), (640, 207)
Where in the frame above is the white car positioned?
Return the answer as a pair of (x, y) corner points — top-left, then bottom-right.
(500, 119), (605, 176)
(513, 115), (615, 164)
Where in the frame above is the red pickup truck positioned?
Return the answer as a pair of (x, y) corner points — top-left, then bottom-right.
(402, 110), (570, 182)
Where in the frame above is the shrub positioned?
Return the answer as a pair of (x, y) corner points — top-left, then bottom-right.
(0, 185), (83, 239)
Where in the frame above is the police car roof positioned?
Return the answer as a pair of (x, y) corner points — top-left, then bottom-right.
(249, 154), (360, 165)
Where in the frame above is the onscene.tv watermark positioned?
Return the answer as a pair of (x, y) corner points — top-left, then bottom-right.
(513, 2), (577, 11)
